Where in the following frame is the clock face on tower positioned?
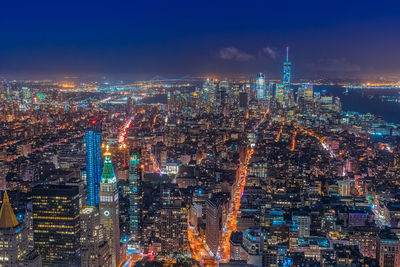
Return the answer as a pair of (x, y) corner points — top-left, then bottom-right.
(104, 210), (110, 216)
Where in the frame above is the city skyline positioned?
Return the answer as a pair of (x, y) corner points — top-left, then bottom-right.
(1, 1), (400, 267)
(1, 53), (400, 266)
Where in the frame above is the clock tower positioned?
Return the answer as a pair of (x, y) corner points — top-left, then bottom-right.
(99, 149), (120, 266)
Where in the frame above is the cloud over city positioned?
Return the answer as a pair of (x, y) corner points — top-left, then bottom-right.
(219, 47), (254, 62)
(219, 46), (279, 62)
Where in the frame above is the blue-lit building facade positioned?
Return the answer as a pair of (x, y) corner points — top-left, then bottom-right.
(85, 120), (102, 207)
(280, 46), (294, 108)
(282, 47), (291, 92)
(256, 73), (267, 100)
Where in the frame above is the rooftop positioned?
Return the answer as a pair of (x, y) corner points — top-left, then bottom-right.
(0, 191), (19, 229)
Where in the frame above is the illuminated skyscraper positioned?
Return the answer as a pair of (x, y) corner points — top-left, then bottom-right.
(2, 82), (11, 100)
(217, 79), (229, 107)
(298, 83), (313, 102)
(22, 87), (31, 100)
(0, 191), (35, 267)
(283, 46), (291, 91)
(99, 150), (120, 267)
(275, 84), (285, 105)
(203, 79), (217, 107)
(32, 185), (80, 266)
(85, 120), (102, 207)
(80, 207), (111, 267)
(7, 84), (11, 99)
(256, 73), (267, 100)
(128, 152), (142, 253)
(0, 82), (5, 100)
(158, 185), (188, 254)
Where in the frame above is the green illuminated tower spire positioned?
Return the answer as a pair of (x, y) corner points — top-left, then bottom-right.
(99, 148), (120, 266)
(101, 149), (117, 184)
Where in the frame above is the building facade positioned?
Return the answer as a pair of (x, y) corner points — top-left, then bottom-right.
(85, 120), (102, 207)
(256, 73), (267, 100)
(0, 191), (34, 266)
(128, 152), (142, 253)
(99, 150), (120, 266)
(80, 207), (111, 267)
(32, 185), (80, 266)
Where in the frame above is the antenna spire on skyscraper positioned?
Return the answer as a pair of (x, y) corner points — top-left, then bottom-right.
(286, 46), (289, 62)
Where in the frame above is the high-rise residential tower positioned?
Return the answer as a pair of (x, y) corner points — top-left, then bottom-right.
(203, 79), (217, 107)
(99, 149), (120, 266)
(85, 120), (102, 207)
(158, 185), (188, 254)
(128, 152), (142, 253)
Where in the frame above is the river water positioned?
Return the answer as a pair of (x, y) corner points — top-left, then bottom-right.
(315, 85), (400, 124)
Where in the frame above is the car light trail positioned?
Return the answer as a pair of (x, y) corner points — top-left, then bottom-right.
(300, 127), (336, 158)
(290, 130), (297, 151)
(217, 148), (254, 261)
(118, 116), (134, 144)
(188, 222), (216, 266)
(216, 109), (268, 262)
(187, 110), (268, 264)
(149, 153), (164, 174)
(275, 117), (286, 142)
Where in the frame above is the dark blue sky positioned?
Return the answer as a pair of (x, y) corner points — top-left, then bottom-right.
(1, 0), (400, 78)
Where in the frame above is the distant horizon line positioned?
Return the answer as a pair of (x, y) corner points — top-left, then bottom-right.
(0, 72), (399, 82)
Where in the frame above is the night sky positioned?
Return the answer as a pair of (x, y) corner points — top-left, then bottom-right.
(1, 0), (400, 78)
